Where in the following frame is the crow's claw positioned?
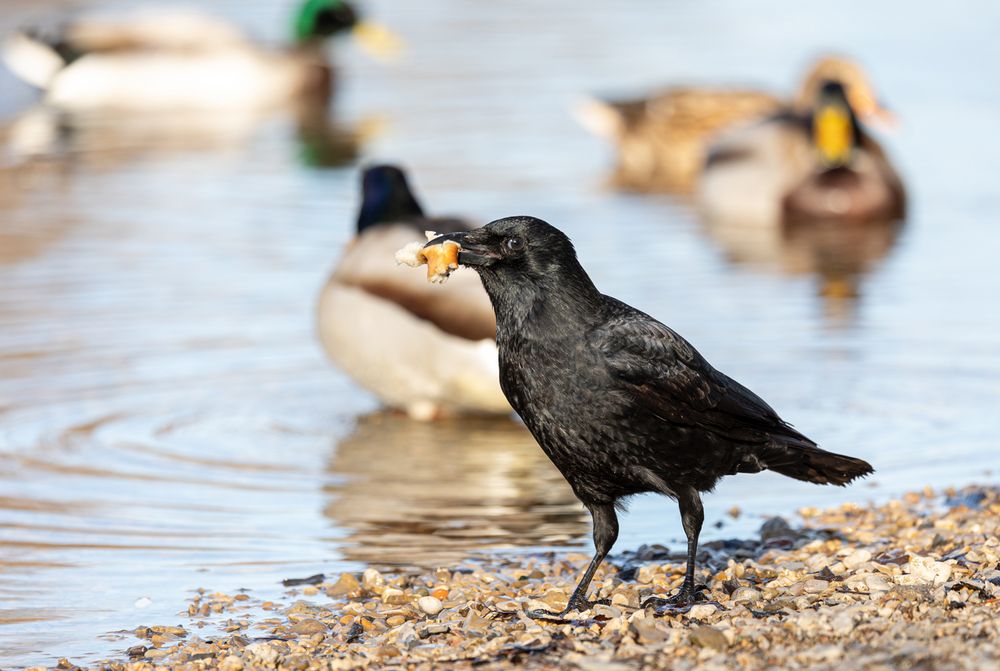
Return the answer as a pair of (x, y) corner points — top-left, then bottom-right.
(524, 596), (610, 620)
(642, 583), (708, 610)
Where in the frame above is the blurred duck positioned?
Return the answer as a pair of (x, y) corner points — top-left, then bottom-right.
(697, 80), (905, 229)
(577, 56), (892, 193)
(1, 0), (400, 111)
(317, 165), (510, 421)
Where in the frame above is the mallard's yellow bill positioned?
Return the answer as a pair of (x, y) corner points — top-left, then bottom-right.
(352, 21), (403, 62)
(814, 105), (853, 168)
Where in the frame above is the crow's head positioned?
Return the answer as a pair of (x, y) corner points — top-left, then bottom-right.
(425, 216), (580, 281)
(424, 217), (600, 321)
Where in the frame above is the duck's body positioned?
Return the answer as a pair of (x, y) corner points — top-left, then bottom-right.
(317, 166), (509, 421)
(697, 85), (905, 230)
(578, 88), (781, 192)
(2, 1), (365, 112)
(579, 57), (891, 193)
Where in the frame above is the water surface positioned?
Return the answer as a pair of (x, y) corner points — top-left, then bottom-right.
(1, 0), (998, 666)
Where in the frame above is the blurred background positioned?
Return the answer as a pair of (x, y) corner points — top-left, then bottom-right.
(1, 0), (998, 666)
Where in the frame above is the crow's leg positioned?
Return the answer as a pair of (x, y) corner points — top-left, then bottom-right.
(526, 502), (618, 618)
(643, 485), (707, 608)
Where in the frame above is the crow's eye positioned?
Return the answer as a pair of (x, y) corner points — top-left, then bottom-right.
(505, 236), (525, 252)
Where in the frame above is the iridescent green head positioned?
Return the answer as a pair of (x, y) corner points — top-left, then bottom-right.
(293, 0), (359, 43)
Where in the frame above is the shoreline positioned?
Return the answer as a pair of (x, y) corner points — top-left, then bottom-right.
(38, 485), (1000, 670)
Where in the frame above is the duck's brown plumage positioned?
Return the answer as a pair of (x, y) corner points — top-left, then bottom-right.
(579, 56), (890, 193)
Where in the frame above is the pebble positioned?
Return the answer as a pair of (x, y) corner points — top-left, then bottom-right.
(690, 624), (728, 650)
(326, 572), (361, 597)
(77, 486), (1000, 671)
(842, 548), (872, 570)
(243, 641), (280, 665)
(290, 619), (327, 636)
(731, 586), (763, 603)
(907, 555), (952, 584)
(362, 568), (384, 591)
(417, 595), (443, 616)
(381, 587), (406, 604)
(687, 603), (718, 619)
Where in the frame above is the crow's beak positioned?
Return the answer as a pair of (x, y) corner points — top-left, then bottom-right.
(424, 231), (498, 267)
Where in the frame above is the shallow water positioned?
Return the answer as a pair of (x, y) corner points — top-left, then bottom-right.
(1, 0), (999, 666)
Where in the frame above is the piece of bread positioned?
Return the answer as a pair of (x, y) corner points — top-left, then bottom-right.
(394, 231), (461, 284)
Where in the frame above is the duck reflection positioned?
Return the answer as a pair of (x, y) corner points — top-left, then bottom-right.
(323, 412), (587, 567)
(2, 98), (364, 170)
(703, 214), (903, 307)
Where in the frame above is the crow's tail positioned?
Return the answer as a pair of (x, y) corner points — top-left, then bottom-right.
(763, 441), (873, 486)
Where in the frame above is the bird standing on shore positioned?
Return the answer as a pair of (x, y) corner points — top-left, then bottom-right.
(424, 217), (873, 613)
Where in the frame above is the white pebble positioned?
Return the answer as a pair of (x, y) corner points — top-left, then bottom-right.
(687, 604), (718, 619)
(418, 595), (443, 616)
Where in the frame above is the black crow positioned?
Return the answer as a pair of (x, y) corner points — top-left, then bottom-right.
(425, 216), (873, 614)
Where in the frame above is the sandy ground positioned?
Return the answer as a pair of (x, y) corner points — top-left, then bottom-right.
(33, 485), (1000, 671)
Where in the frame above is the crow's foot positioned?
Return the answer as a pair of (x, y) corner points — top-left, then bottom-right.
(642, 583), (708, 610)
(524, 596), (611, 620)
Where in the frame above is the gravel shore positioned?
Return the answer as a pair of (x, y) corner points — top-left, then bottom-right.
(42, 486), (999, 671)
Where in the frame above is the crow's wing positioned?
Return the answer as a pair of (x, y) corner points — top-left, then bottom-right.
(594, 304), (814, 446)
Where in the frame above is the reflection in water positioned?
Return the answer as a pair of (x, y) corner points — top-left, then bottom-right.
(0, 163), (78, 264)
(2, 97), (364, 170)
(324, 412), (587, 567)
(701, 214), (904, 314)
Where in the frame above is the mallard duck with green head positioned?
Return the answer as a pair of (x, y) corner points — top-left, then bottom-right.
(1, 0), (399, 111)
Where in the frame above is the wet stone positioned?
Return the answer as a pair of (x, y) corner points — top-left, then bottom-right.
(290, 619), (327, 636)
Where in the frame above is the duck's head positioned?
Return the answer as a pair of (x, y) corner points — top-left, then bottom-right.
(293, 0), (359, 42)
(293, 0), (401, 60)
(811, 81), (860, 169)
(796, 56), (894, 126)
(357, 164), (425, 233)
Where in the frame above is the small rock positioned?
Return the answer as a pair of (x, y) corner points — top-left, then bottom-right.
(592, 604), (622, 619)
(635, 565), (657, 584)
(690, 624), (727, 650)
(327, 572), (362, 597)
(760, 517), (801, 542)
(829, 609), (856, 635)
(731, 587), (763, 603)
(907, 555), (952, 585)
(495, 600), (521, 613)
(417, 595), (443, 616)
(631, 618), (668, 643)
(219, 655), (244, 671)
(381, 587), (407, 604)
(418, 623), (451, 639)
(865, 574), (893, 592)
(687, 603), (718, 619)
(125, 645), (147, 659)
(362, 568), (385, 590)
(244, 641), (280, 666)
(842, 549), (872, 570)
(290, 618), (327, 636)
(803, 579), (829, 593)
